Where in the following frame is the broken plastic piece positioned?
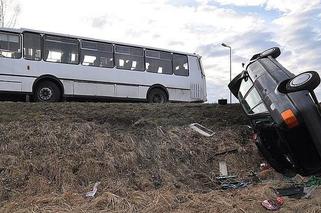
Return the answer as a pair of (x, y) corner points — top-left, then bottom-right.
(216, 175), (237, 180)
(219, 161), (228, 177)
(261, 197), (284, 211)
(214, 148), (238, 156)
(189, 123), (215, 137)
(221, 181), (250, 190)
(305, 176), (321, 187)
(274, 185), (304, 199)
(303, 186), (317, 199)
(85, 182), (101, 198)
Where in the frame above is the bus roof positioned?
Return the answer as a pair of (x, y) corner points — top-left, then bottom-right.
(0, 27), (200, 58)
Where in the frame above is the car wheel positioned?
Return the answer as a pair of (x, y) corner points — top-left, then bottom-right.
(286, 71), (320, 92)
(35, 81), (61, 102)
(255, 136), (296, 177)
(259, 47), (281, 59)
(148, 88), (168, 103)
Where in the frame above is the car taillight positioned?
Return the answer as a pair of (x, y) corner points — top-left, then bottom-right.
(281, 109), (299, 128)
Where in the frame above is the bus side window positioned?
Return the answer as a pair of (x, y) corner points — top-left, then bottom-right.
(145, 50), (172, 75)
(23, 32), (42, 61)
(43, 35), (79, 64)
(115, 45), (144, 71)
(81, 40), (113, 68)
(0, 32), (21, 59)
(173, 54), (189, 76)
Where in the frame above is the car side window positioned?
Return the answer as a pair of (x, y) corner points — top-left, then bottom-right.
(238, 76), (268, 115)
(242, 87), (268, 114)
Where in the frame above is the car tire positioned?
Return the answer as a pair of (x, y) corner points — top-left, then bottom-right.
(255, 136), (296, 177)
(35, 81), (61, 102)
(147, 88), (168, 103)
(285, 71), (320, 92)
(259, 47), (281, 59)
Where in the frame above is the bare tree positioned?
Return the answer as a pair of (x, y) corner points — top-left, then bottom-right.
(0, 0), (20, 28)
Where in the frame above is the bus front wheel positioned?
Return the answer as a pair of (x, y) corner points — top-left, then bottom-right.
(34, 81), (61, 102)
(147, 88), (168, 103)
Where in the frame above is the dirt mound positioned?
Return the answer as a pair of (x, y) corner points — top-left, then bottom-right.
(0, 103), (320, 212)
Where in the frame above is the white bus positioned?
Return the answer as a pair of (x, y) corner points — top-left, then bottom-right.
(0, 28), (207, 103)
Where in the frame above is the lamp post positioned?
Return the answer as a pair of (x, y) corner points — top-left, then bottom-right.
(221, 43), (232, 104)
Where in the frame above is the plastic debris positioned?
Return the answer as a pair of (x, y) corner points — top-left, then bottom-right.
(303, 186), (317, 199)
(189, 123), (215, 137)
(85, 182), (101, 198)
(216, 175), (237, 181)
(219, 161), (228, 177)
(274, 185), (305, 199)
(216, 161), (237, 181)
(261, 197), (284, 211)
(221, 181), (250, 190)
(260, 163), (271, 171)
(305, 176), (321, 187)
(214, 148), (238, 156)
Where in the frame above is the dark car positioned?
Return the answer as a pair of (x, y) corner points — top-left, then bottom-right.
(229, 47), (321, 177)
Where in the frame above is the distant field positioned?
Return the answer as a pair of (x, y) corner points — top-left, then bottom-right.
(0, 103), (320, 212)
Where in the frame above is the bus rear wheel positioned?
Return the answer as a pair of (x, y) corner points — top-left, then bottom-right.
(148, 88), (168, 103)
(34, 81), (61, 102)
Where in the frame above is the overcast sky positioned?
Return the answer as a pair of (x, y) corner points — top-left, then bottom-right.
(13, 0), (321, 102)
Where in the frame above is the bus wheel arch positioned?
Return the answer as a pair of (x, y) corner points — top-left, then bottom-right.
(33, 75), (64, 102)
(147, 85), (169, 103)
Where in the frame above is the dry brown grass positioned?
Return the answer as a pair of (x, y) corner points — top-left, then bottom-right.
(0, 102), (319, 212)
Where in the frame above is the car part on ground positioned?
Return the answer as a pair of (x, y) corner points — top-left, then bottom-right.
(189, 123), (215, 137)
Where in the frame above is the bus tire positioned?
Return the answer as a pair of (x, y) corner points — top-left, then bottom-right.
(34, 81), (61, 102)
(147, 88), (168, 103)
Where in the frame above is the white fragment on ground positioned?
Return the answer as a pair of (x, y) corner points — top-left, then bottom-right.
(85, 182), (101, 198)
(189, 123), (215, 137)
(219, 161), (228, 177)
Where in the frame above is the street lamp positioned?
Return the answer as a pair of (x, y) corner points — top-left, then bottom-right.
(221, 43), (232, 104)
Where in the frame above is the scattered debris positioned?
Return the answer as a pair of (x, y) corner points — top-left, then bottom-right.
(157, 126), (165, 136)
(261, 197), (284, 211)
(257, 164), (278, 180)
(214, 148), (238, 156)
(303, 186), (317, 199)
(257, 170), (272, 180)
(85, 182), (101, 198)
(219, 161), (228, 177)
(216, 175), (237, 181)
(260, 163), (271, 171)
(216, 161), (250, 190)
(216, 161), (237, 181)
(273, 185), (305, 199)
(248, 171), (261, 183)
(221, 181), (250, 190)
(305, 176), (321, 187)
(189, 123), (215, 137)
